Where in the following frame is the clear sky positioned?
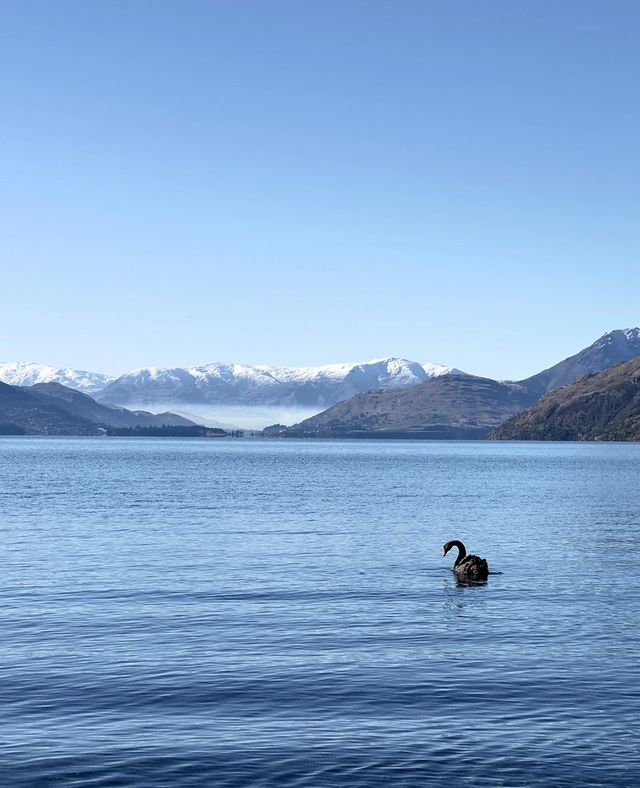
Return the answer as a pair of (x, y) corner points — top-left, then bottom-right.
(1, 0), (639, 380)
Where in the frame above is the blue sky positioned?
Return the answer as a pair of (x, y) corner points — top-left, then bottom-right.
(1, 0), (639, 379)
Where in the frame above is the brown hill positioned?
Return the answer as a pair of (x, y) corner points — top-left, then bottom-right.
(491, 357), (640, 441)
(281, 374), (536, 439)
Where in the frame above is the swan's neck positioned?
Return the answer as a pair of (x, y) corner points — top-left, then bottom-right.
(451, 540), (467, 567)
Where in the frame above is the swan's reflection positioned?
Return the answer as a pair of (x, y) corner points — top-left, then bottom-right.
(453, 576), (488, 589)
(441, 574), (488, 617)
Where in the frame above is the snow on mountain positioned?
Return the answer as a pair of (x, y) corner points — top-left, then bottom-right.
(597, 327), (640, 348)
(0, 362), (113, 394)
(622, 327), (640, 342)
(0, 357), (463, 413)
(96, 358), (461, 408)
(422, 361), (466, 378)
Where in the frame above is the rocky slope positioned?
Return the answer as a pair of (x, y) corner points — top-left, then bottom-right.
(491, 357), (640, 441)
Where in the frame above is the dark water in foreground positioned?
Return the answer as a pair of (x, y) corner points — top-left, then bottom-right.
(1, 437), (639, 787)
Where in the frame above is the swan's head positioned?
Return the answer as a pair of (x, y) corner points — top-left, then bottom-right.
(442, 541), (453, 557)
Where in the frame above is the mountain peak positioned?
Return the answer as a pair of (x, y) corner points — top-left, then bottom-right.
(595, 328), (640, 347)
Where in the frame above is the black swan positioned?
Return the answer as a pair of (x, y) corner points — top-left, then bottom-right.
(443, 540), (489, 581)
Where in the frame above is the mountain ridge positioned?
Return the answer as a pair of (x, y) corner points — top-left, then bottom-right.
(514, 328), (640, 398)
(277, 328), (640, 439)
(96, 357), (463, 407)
(0, 381), (99, 435)
(0, 362), (113, 394)
(3, 329), (640, 435)
(276, 374), (535, 440)
(0, 357), (464, 409)
(0, 382), (196, 435)
(492, 355), (640, 441)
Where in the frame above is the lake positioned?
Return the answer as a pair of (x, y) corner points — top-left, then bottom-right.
(1, 437), (639, 786)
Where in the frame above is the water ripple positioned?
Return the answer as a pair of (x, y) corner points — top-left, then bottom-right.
(1, 438), (640, 785)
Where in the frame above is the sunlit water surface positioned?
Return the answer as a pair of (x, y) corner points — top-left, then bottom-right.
(1, 437), (639, 786)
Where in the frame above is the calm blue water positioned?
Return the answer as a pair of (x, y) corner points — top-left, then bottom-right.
(1, 437), (639, 787)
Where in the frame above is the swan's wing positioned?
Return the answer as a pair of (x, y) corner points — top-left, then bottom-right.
(457, 554), (489, 577)
(458, 553), (482, 566)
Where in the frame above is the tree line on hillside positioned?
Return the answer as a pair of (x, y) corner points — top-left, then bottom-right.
(106, 425), (234, 437)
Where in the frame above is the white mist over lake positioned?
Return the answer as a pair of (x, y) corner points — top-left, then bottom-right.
(130, 402), (321, 431)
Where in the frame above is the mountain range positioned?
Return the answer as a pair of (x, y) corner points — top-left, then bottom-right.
(276, 329), (640, 439)
(2, 328), (640, 438)
(0, 358), (461, 409)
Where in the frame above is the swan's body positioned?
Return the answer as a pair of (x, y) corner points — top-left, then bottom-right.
(443, 539), (489, 580)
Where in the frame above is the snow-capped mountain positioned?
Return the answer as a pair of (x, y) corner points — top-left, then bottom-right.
(0, 362), (114, 394)
(95, 358), (463, 408)
(0, 357), (461, 410)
